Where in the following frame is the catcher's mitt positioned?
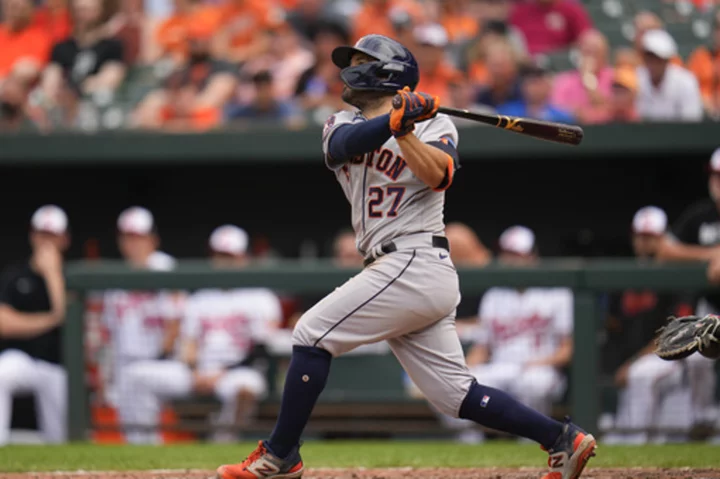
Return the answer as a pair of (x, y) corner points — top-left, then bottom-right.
(655, 314), (720, 361)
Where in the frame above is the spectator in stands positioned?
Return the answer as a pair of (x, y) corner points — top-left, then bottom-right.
(0, 0), (52, 84)
(474, 39), (523, 109)
(332, 229), (363, 268)
(602, 206), (695, 445)
(225, 70), (304, 128)
(103, 207), (185, 443)
(235, 26), (314, 102)
(119, 225), (281, 444)
(32, 0), (72, 44)
(687, 10), (720, 120)
(632, 11), (683, 67)
(437, 0), (479, 45)
(657, 150), (720, 436)
(463, 22), (528, 89)
(413, 24), (463, 103)
(351, 0), (423, 44)
(133, 21), (238, 131)
(509, 0), (593, 56)
(0, 76), (40, 132)
(41, 0), (127, 108)
(608, 67), (640, 123)
(213, 0), (284, 64)
(549, 29), (613, 124)
(497, 61), (574, 123)
(613, 46), (641, 71)
(152, 0), (222, 67)
(295, 20), (349, 122)
(636, 29), (703, 122)
(286, 0), (346, 42)
(0, 205), (69, 446)
(464, 226), (573, 436)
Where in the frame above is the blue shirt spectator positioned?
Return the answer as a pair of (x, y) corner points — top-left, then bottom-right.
(497, 63), (575, 123)
(225, 70), (304, 127)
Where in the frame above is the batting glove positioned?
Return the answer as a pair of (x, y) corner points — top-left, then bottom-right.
(389, 87), (440, 138)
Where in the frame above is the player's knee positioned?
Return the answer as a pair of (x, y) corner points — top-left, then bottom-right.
(291, 317), (316, 348)
(0, 350), (32, 385)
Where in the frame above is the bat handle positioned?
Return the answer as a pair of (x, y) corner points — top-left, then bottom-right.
(392, 94), (403, 109)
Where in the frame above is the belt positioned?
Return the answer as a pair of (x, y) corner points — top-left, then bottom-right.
(363, 234), (450, 267)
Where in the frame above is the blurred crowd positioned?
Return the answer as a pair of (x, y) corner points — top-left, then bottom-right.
(1, 0), (720, 133)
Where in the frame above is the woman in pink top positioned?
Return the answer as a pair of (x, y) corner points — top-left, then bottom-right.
(550, 29), (614, 124)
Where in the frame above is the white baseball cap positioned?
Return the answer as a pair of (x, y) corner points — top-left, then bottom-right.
(632, 206), (667, 236)
(641, 29), (677, 60)
(117, 206), (155, 235)
(413, 23), (449, 48)
(31, 205), (68, 235)
(499, 226), (535, 255)
(709, 147), (720, 173)
(209, 225), (249, 255)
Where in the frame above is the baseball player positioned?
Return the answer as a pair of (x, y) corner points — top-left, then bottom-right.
(603, 206), (695, 444)
(119, 225), (281, 444)
(101, 207), (185, 443)
(0, 205), (69, 445)
(658, 150), (720, 433)
(467, 226), (573, 419)
(215, 34), (596, 479)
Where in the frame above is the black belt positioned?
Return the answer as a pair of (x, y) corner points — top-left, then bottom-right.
(363, 235), (450, 267)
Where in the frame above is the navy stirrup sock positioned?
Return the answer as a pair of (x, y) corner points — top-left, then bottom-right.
(267, 345), (332, 458)
(458, 381), (564, 450)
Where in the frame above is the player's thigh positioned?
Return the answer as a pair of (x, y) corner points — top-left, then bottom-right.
(517, 366), (564, 398)
(33, 361), (67, 408)
(214, 367), (268, 401)
(293, 249), (460, 356)
(469, 362), (522, 391)
(0, 350), (38, 392)
(388, 314), (474, 417)
(124, 360), (193, 398)
(627, 354), (681, 386)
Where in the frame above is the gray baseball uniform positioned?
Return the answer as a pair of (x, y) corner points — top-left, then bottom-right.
(292, 111), (475, 417)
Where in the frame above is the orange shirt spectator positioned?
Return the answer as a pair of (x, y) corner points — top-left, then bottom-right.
(352, 0), (423, 43)
(32, 0), (72, 43)
(440, 0), (479, 44)
(155, 0), (222, 65)
(510, 0), (593, 55)
(218, 0), (283, 50)
(413, 24), (463, 102)
(610, 67), (640, 123)
(687, 12), (720, 118)
(0, 0), (52, 81)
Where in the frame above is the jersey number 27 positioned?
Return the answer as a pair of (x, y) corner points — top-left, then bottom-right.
(368, 186), (405, 218)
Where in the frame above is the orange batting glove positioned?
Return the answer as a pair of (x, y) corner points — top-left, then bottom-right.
(389, 86), (440, 138)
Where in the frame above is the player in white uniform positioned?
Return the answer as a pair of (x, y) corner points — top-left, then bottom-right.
(100, 207), (185, 443)
(119, 225), (281, 443)
(467, 226), (573, 417)
(215, 34), (595, 479)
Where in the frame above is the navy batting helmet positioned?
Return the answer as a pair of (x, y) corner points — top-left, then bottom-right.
(332, 34), (419, 92)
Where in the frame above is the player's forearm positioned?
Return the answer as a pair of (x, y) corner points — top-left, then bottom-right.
(0, 308), (63, 338)
(533, 340), (573, 368)
(327, 115), (392, 166)
(657, 238), (720, 262)
(396, 134), (451, 189)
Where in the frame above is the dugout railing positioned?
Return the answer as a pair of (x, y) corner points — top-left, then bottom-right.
(62, 259), (716, 441)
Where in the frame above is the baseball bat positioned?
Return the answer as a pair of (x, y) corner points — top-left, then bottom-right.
(391, 95), (584, 146)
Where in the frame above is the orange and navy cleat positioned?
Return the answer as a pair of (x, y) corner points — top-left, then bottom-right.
(541, 417), (597, 479)
(215, 441), (304, 479)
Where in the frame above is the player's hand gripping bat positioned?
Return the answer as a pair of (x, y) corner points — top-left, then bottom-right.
(391, 95), (584, 146)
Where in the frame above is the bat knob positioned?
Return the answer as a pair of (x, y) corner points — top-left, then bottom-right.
(392, 94), (403, 109)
